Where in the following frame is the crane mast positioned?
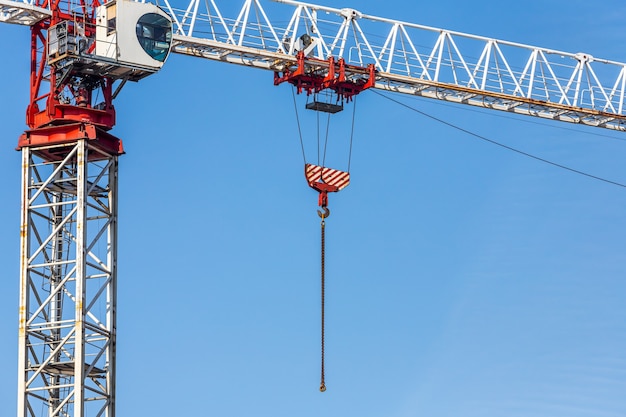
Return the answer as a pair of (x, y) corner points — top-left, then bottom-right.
(16, 0), (120, 415)
(6, 0), (173, 416)
(1, 0), (626, 416)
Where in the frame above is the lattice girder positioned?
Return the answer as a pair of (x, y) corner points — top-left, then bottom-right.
(18, 140), (118, 417)
(164, 0), (626, 130)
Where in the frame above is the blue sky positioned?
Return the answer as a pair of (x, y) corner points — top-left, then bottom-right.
(1, 1), (626, 416)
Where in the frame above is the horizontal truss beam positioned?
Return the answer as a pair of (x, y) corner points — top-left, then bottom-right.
(2, 0), (626, 130)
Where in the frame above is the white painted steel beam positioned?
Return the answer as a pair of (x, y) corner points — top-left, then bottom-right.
(164, 0), (626, 130)
(0, 0), (48, 24)
(3, 0), (626, 130)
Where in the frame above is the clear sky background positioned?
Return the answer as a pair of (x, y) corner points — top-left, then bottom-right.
(1, 1), (626, 416)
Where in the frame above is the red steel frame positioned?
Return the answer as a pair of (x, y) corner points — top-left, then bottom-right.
(20, 0), (122, 157)
(17, 2), (122, 417)
(274, 51), (376, 102)
(275, 53), (375, 207)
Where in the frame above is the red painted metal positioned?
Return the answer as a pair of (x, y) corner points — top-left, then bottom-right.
(305, 163), (350, 207)
(22, 0), (120, 159)
(278, 55), (366, 206)
(17, 122), (124, 160)
(274, 52), (376, 102)
(25, 0), (115, 132)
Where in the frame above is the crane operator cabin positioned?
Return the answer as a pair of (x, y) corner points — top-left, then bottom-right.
(47, 0), (172, 83)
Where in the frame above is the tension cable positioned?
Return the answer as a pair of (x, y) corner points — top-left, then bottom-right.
(291, 87), (307, 164)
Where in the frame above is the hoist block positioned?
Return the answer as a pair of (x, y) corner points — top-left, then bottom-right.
(305, 163), (350, 194)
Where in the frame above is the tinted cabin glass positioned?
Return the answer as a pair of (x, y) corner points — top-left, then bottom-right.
(136, 13), (172, 62)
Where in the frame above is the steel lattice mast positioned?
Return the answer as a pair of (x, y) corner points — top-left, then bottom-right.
(13, 0), (125, 413)
(2, 0), (626, 416)
(5, 0), (168, 414)
(18, 140), (119, 417)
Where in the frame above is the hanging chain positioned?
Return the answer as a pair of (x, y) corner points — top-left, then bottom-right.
(319, 208), (328, 392)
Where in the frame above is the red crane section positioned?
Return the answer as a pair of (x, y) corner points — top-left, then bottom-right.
(274, 51), (376, 103)
(275, 50), (375, 207)
(17, 0), (172, 158)
(18, 0), (120, 158)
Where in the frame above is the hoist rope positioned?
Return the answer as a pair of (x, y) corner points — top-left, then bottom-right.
(316, 107), (320, 165)
(292, 89), (359, 175)
(322, 111), (331, 168)
(291, 87), (307, 164)
(319, 214), (327, 392)
(315, 111), (326, 166)
(348, 97), (357, 172)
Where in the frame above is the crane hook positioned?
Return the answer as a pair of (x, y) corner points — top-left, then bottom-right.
(317, 206), (330, 219)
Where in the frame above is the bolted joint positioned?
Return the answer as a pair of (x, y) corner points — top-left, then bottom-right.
(575, 52), (594, 63)
(340, 8), (362, 21)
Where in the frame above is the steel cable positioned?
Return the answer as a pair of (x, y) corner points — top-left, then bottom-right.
(372, 90), (626, 189)
(291, 87), (307, 164)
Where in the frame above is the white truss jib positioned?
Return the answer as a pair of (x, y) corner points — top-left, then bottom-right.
(163, 0), (626, 131)
(18, 141), (118, 417)
(0, 0), (48, 24)
(3, 0), (626, 130)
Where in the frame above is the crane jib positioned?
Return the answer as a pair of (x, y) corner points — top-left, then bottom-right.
(3, 0), (626, 129)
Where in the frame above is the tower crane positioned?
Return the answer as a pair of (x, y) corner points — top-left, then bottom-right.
(1, 0), (625, 415)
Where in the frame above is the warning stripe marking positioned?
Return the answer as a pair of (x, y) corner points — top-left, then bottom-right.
(305, 163), (323, 183)
(305, 163), (350, 190)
